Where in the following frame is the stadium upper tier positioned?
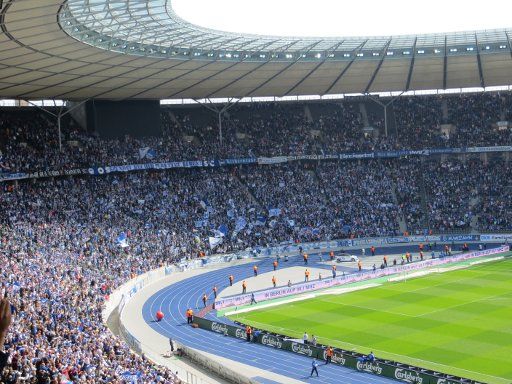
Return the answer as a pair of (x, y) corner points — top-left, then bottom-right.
(0, 0), (512, 98)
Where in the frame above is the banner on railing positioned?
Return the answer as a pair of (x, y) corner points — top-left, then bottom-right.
(2, 145), (512, 182)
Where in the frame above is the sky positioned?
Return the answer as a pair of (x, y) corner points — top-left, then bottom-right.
(172, 0), (511, 37)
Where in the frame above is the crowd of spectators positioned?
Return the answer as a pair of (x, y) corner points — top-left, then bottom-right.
(476, 160), (512, 231)
(1, 92), (512, 175)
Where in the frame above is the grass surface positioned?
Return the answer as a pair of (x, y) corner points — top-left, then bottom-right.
(228, 257), (512, 384)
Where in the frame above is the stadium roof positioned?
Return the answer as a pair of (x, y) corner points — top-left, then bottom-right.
(1, 0), (512, 100)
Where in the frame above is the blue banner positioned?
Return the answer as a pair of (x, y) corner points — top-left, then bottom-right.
(2, 146), (512, 182)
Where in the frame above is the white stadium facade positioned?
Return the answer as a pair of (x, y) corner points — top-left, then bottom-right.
(0, 0), (512, 101)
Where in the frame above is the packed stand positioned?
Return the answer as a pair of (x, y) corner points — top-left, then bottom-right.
(316, 161), (401, 237)
(391, 159), (426, 232)
(476, 160), (512, 231)
(2, 92), (512, 175)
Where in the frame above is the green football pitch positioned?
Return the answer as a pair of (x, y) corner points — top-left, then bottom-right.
(228, 257), (512, 384)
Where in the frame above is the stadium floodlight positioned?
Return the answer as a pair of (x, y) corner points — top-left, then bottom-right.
(356, 52), (363, 57)
(372, 52), (379, 56)
(499, 45), (507, 49)
(402, 51), (410, 55)
(343, 53), (350, 57)
(417, 49), (425, 54)
(466, 47), (474, 51)
(315, 53), (322, 58)
(449, 48), (458, 52)
(386, 51), (394, 55)
(484, 46), (491, 50)
(434, 49), (441, 53)
(225, 53), (232, 58)
(285, 53), (293, 59)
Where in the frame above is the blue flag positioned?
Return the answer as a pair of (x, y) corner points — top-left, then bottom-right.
(116, 232), (129, 248)
(235, 217), (247, 231)
(268, 208), (281, 217)
(255, 215), (267, 226)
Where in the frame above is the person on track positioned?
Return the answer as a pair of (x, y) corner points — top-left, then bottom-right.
(325, 346), (333, 364)
(272, 276), (277, 288)
(242, 280), (247, 294)
(273, 260), (278, 271)
(186, 308), (194, 324)
(245, 325), (252, 342)
(213, 285), (218, 298)
(229, 274), (234, 286)
(304, 269), (310, 282)
(310, 359), (319, 377)
(332, 265), (337, 278)
(253, 265), (258, 277)
(202, 293), (207, 307)
(303, 253), (308, 265)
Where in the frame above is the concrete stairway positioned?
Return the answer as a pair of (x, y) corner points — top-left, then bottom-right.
(359, 102), (370, 127)
(304, 104), (313, 123)
(390, 181), (408, 234)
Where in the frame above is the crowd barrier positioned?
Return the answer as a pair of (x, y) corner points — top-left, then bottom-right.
(193, 317), (481, 384)
(179, 344), (259, 384)
(215, 245), (509, 309)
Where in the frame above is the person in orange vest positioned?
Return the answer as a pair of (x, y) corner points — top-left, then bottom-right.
(358, 260), (362, 272)
(325, 346), (334, 364)
(213, 285), (218, 298)
(245, 325), (252, 342)
(303, 253), (308, 265)
(419, 251), (424, 261)
(202, 293), (207, 307)
(273, 260), (278, 271)
(228, 274), (234, 286)
(383, 255), (387, 267)
(332, 264), (337, 278)
(186, 308), (194, 324)
(253, 265), (258, 277)
(329, 251), (335, 261)
(242, 280), (247, 294)
(370, 246), (376, 256)
(272, 275), (277, 288)
(305, 269), (310, 282)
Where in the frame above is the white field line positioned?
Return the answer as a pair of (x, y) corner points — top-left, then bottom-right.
(470, 256), (504, 266)
(225, 283), (380, 316)
(417, 289), (512, 318)
(388, 256), (505, 283)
